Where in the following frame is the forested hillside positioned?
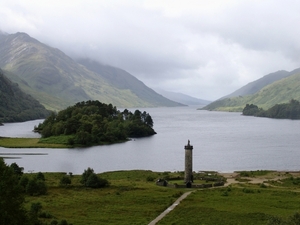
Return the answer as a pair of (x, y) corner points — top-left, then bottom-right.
(0, 69), (50, 123)
(242, 99), (300, 119)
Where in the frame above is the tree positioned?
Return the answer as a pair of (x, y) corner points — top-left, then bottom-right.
(242, 104), (260, 116)
(34, 100), (156, 146)
(144, 113), (153, 127)
(81, 167), (109, 188)
(19, 175), (29, 190)
(26, 179), (39, 196)
(80, 167), (95, 186)
(0, 159), (29, 224)
(10, 162), (24, 177)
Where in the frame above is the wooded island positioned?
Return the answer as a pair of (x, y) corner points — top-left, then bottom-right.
(34, 100), (156, 146)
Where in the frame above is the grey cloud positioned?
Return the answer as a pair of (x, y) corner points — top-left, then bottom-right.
(0, 0), (299, 100)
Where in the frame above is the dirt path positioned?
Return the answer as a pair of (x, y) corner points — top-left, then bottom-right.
(148, 191), (194, 225)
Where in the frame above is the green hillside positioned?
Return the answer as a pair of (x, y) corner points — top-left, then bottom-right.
(1, 69), (68, 111)
(0, 32), (181, 111)
(0, 69), (50, 122)
(77, 58), (183, 107)
(221, 70), (290, 99)
(202, 69), (300, 111)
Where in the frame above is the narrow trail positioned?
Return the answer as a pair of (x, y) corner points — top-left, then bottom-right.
(148, 191), (194, 225)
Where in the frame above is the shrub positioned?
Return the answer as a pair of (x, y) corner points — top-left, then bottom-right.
(30, 202), (42, 215)
(50, 220), (58, 225)
(39, 211), (54, 218)
(59, 219), (68, 225)
(242, 188), (255, 194)
(260, 183), (267, 188)
(146, 176), (155, 182)
(86, 173), (108, 188)
(60, 176), (71, 186)
(221, 191), (229, 196)
(36, 172), (45, 181)
(26, 179), (47, 196)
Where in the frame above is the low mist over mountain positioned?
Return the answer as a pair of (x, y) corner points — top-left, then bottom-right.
(203, 68), (300, 111)
(155, 89), (211, 106)
(0, 69), (50, 122)
(0, 32), (182, 111)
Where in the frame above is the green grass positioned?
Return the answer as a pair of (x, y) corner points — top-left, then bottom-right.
(0, 137), (69, 148)
(25, 170), (187, 225)
(157, 187), (300, 225)
(268, 176), (300, 188)
(38, 135), (73, 145)
(237, 170), (274, 177)
(0, 135), (128, 148)
(23, 170), (300, 225)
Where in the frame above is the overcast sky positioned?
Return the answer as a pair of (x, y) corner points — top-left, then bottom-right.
(1, 0), (300, 100)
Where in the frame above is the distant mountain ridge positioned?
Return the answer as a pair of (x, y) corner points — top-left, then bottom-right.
(203, 68), (300, 111)
(155, 89), (211, 106)
(220, 70), (291, 99)
(0, 32), (182, 111)
(0, 69), (50, 122)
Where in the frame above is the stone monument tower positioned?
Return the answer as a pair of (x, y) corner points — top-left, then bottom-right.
(184, 140), (193, 184)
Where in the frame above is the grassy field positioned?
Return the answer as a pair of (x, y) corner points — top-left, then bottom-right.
(0, 135), (124, 148)
(0, 137), (69, 148)
(25, 170), (187, 225)
(157, 171), (300, 225)
(157, 187), (300, 225)
(23, 170), (300, 225)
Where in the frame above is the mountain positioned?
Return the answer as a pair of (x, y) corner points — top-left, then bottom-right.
(155, 89), (211, 106)
(221, 70), (290, 99)
(0, 32), (182, 111)
(76, 58), (183, 107)
(202, 68), (300, 111)
(0, 68), (50, 122)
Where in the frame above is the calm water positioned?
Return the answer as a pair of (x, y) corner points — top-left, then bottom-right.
(1, 106), (300, 174)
